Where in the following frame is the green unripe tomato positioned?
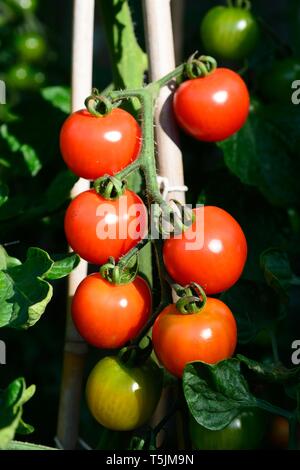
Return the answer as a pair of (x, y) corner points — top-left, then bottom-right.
(260, 57), (300, 104)
(86, 356), (163, 431)
(189, 410), (267, 450)
(6, 63), (45, 90)
(200, 6), (260, 61)
(15, 32), (47, 62)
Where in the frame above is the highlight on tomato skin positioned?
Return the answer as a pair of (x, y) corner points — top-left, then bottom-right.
(152, 297), (237, 378)
(173, 68), (250, 142)
(64, 188), (148, 265)
(85, 356), (163, 431)
(60, 108), (142, 180)
(163, 206), (247, 295)
(71, 273), (152, 349)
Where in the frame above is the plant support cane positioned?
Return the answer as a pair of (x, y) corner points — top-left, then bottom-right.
(56, 0), (95, 450)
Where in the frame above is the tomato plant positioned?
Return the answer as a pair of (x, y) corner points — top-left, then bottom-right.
(86, 356), (163, 431)
(72, 273), (151, 349)
(173, 68), (250, 142)
(15, 32), (47, 62)
(60, 108), (141, 180)
(2, 0), (300, 455)
(189, 410), (267, 450)
(64, 189), (147, 265)
(163, 206), (247, 295)
(152, 297), (237, 378)
(200, 5), (259, 61)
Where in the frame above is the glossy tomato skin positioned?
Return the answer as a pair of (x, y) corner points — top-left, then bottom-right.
(60, 108), (141, 180)
(86, 356), (163, 431)
(72, 273), (151, 349)
(173, 68), (250, 142)
(189, 410), (267, 450)
(152, 298), (237, 378)
(64, 189), (147, 265)
(16, 32), (47, 62)
(201, 6), (259, 61)
(163, 206), (247, 295)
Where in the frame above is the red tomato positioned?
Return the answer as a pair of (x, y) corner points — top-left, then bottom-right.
(72, 273), (151, 349)
(64, 189), (147, 265)
(163, 206), (247, 295)
(60, 108), (141, 180)
(152, 298), (237, 377)
(173, 68), (250, 142)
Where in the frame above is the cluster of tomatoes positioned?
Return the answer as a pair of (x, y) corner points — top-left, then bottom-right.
(59, 0), (257, 444)
(60, 58), (250, 435)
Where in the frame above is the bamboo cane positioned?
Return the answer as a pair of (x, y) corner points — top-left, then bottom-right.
(142, 0), (185, 204)
(56, 0), (95, 450)
(142, 0), (186, 448)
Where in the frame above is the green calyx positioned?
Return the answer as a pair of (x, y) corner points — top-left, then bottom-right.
(175, 282), (207, 314)
(85, 88), (115, 117)
(154, 200), (195, 237)
(227, 0), (251, 10)
(185, 53), (217, 80)
(100, 255), (139, 285)
(94, 175), (126, 200)
(118, 336), (153, 368)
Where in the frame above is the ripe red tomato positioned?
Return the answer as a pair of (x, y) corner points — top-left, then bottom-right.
(152, 298), (237, 378)
(64, 189), (147, 265)
(60, 108), (141, 180)
(72, 273), (151, 349)
(173, 68), (250, 142)
(163, 206), (247, 295)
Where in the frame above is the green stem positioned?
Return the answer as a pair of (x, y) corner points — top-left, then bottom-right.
(149, 64), (185, 93)
(117, 238), (150, 268)
(152, 400), (180, 437)
(256, 398), (294, 421)
(115, 158), (141, 180)
(288, 415), (298, 450)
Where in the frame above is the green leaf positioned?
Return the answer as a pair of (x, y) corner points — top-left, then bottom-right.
(238, 354), (300, 384)
(0, 247), (53, 329)
(0, 124), (42, 177)
(0, 245), (21, 271)
(44, 253), (80, 280)
(42, 170), (78, 212)
(0, 378), (35, 450)
(183, 360), (257, 430)
(100, 0), (147, 96)
(0, 182), (8, 207)
(5, 440), (59, 450)
(0, 247), (80, 328)
(218, 112), (300, 207)
(221, 281), (282, 344)
(41, 86), (71, 114)
(260, 248), (293, 302)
